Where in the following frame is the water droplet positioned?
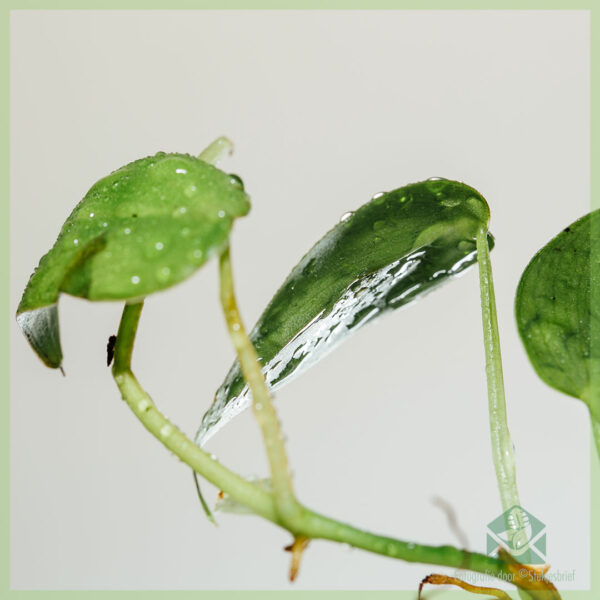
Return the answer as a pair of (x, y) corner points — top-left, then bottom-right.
(192, 249), (203, 260)
(155, 242), (164, 250)
(113, 182), (119, 188)
(232, 323), (240, 331)
(174, 206), (187, 216)
(131, 275), (140, 285)
(255, 402), (263, 410)
(425, 177), (447, 193)
(181, 227), (190, 237)
(210, 453), (218, 461)
(407, 542), (415, 550)
(399, 195), (408, 203)
(138, 399), (151, 412)
(157, 266), (171, 282)
(102, 222), (108, 227)
(218, 210), (226, 218)
(124, 227), (131, 235)
(89, 212), (95, 218)
(160, 424), (173, 438)
(73, 239), (79, 246)
(184, 184), (197, 197)
(441, 198), (460, 208)
(229, 174), (244, 190)
(175, 168), (187, 174)
(372, 192), (385, 200)
(340, 211), (353, 222)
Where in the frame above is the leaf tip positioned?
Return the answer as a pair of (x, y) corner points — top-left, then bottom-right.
(16, 304), (63, 370)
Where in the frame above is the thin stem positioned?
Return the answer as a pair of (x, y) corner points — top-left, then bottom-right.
(218, 245), (300, 526)
(110, 301), (559, 598)
(198, 137), (234, 165)
(195, 135), (235, 522)
(476, 227), (521, 515)
(111, 302), (277, 522)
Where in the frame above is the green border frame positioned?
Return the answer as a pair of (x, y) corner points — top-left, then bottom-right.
(3, 3), (597, 599)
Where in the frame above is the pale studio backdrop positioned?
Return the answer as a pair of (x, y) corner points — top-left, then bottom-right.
(10, 10), (590, 590)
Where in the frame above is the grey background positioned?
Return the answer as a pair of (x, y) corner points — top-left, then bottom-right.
(10, 10), (590, 590)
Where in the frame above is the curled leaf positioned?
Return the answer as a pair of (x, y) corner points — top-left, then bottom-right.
(196, 178), (492, 444)
(17, 151), (250, 369)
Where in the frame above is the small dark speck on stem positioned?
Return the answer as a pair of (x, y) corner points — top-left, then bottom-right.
(107, 335), (117, 366)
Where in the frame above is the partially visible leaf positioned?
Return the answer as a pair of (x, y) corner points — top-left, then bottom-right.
(515, 210), (600, 423)
(17, 152), (250, 369)
(196, 178), (492, 444)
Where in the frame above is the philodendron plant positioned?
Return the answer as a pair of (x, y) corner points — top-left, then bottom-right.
(17, 137), (595, 599)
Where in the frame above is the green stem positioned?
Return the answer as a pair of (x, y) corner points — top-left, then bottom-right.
(476, 227), (521, 516)
(198, 136), (234, 165)
(112, 302), (277, 522)
(110, 294), (558, 598)
(218, 245), (300, 526)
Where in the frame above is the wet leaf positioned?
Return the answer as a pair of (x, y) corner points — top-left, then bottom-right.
(196, 178), (492, 444)
(515, 210), (600, 423)
(17, 151), (250, 369)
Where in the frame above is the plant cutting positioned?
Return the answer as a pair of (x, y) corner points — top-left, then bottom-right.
(19, 136), (593, 599)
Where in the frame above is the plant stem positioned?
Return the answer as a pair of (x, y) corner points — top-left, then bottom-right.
(476, 227), (521, 515)
(110, 298), (559, 599)
(112, 301), (277, 522)
(198, 136), (234, 165)
(218, 245), (301, 526)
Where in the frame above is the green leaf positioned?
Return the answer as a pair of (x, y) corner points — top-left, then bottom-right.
(17, 151), (250, 369)
(196, 178), (493, 444)
(515, 210), (600, 423)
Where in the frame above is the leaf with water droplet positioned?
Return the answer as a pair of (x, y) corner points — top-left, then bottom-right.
(17, 151), (250, 369)
(515, 210), (600, 426)
(196, 178), (493, 444)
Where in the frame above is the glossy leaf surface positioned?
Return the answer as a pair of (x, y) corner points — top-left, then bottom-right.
(196, 178), (492, 444)
(515, 210), (600, 421)
(17, 152), (250, 369)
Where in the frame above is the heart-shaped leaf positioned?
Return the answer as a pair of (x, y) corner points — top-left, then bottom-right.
(515, 210), (600, 423)
(196, 178), (492, 445)
(17, 151), (250, 369)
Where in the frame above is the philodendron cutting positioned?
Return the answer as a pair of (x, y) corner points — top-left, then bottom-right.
(19, 137), (595, 599)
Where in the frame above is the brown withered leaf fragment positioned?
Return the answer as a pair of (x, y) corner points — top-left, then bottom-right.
(284, 536), (310, 582)
(498, 548), (560, 600)
(418, 573), (511, 599)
